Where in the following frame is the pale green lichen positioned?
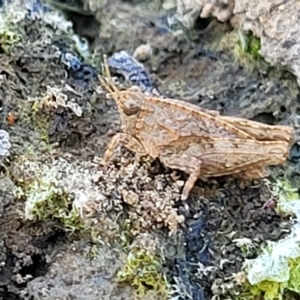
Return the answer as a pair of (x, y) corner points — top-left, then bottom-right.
(0, 5), (23, 52)
(273, 179), (300, 217)
(117, 248), (169, 298)
(241, 256), (300, 300)
(241, 179), (300, 300)
(12, 156), (102, 233)
(23, 172), (85, 232)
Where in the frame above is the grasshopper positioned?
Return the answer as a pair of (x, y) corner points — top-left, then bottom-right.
(99, 54), (293, 200)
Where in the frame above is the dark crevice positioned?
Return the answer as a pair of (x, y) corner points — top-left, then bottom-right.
(251, 112), (276, 125)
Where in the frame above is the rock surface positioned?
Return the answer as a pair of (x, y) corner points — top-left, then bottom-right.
(175, 0), (300, 86)
(0, 0), (299, 299)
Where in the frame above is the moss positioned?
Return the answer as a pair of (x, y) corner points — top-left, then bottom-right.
(244, 36), (261, 60)
(117, 248), (169, 298)
(233, 30), (268, 69)
(287, 258), (300, 293)
(236, 30), (261, 59)
(234, 238), (259, 259)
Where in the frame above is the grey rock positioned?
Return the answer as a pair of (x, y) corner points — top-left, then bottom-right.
(174, 0), (300, 86)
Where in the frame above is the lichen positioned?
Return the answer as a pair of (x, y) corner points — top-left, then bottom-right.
(22, 167), (86, 232)
(239, 179), (300, 300)
(233, 237), (259, 258)
(243, 256), (300, 300)
(0, 7), (22, 52)
(117, 247), (169, 298)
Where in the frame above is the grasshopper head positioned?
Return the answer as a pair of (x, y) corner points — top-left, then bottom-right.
(109, 86), (144, 134)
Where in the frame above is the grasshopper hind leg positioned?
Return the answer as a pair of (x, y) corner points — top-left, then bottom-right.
(159, 154), (202, 202)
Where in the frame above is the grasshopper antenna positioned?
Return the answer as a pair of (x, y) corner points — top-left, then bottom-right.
(99, 54), (118, 94)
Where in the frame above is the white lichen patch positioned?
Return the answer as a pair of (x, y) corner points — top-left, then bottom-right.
(246, 224), (300, 285)
(244, 180), (300, 285)
(32, 85), (84, 117)
(17, 154), (107, 224)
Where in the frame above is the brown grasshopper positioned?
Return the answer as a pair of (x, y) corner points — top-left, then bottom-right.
(99, 54), (293, 200)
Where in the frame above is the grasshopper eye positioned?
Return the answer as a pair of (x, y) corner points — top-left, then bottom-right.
(122, 99), (139, 115)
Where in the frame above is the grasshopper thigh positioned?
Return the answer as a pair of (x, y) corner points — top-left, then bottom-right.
(159, 153), (202, 200)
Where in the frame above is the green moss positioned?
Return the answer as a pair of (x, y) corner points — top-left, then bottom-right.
(117, 248), (169, 298)
(233, 257), (300, 300)
(236, 30), (262, 60)
(233, 30), (268, 69)
(234, 238), (259, 258)
(245, 36), (261, 60)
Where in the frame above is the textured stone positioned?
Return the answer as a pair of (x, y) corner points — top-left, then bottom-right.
(175, 0), (300, 86)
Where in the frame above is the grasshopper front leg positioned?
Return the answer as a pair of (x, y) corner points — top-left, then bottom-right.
(102, 133), (147, 167)
(159, 154), (203, 201)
